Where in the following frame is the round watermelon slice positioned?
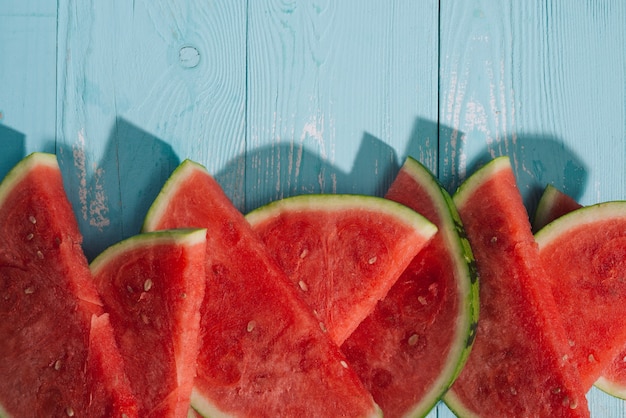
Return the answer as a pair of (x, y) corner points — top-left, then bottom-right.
(143, 159), (382, 418)
(535, 201), (626, 391)
(0, 153), (138, 417)
(337, 157), (479, 417)
(445, 156), (589, 417)
(90, 228), (207, 417)
(246, 193), (438, 346)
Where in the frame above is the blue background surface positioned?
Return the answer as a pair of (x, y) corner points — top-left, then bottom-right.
(1, 1), (625, 416)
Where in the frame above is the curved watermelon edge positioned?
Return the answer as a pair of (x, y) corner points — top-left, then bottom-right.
(0, 152), (58, 208)
(245, 193), (438, 241)
(90, 228), (208, 275)
(532, 184), (564, 232)
(452, 156), (511, 210)
(400, 157), (480, 416)
(534, 201), (626, 247)
(595, 376), (626, 401)
(142, 159), (208, 233)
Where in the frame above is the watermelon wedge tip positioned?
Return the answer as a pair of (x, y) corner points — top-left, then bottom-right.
(246, 192), (438, 346)
(143, 158), (382, 418)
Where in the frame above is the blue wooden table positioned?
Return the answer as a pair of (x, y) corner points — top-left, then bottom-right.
(1, 1), (625, 416)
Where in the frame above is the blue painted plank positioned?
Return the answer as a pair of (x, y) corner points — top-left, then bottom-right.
(438, 1), (626, 416)
(245, 0), (439, 213)
(56, 0), (247, 259)
(0, 1), (57, 178)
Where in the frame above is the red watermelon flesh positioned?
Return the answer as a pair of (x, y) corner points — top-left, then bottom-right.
(338, 157), (479, 417)
(0, 153), (138, 417)
(246, 193), (437, 346)
(445, 156), (589, 417)
(532, 186), (626, 398)
(91, 229), (207, 417)
(143, 160), (381, 418)
(532, 184), (583, 232)
(536, 202), (626, 390)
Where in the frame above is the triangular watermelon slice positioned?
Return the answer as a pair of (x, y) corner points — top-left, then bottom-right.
(0, 153), (138, 417)
(536, 201), (626, 390)
(245, 193), (437, 346)
(143, 159), (381, 417)
(532, 186), (626, 399)
(532, 184), (583, 232)
(444, 156), (589, 417)
(90, 228), (207, 417)
(340, 157), (479, 417)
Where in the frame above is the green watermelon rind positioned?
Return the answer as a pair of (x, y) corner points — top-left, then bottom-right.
(142, 159), (207, 233)
(534, 200), (626, 401)
(392, 157), (480, 417)
(90, 228), (207, 275)
(443, 156), (511, 418)
(534, 200), (626, 247)
(245, 192), (438, 242)
(452, 156), (511, 211)
(0, 152), (58, 208)
(595, 375), (626, 401)
(532, 184), (564, 232)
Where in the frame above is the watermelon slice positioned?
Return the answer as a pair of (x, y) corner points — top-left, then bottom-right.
(0, 153), (138, 417)
(143, 159), (381, 417)
(532, 184), (583, 232)
(444, 156), (589, 417)
(245, 193), (437, 346)
(90, 228), (207, 417)
(536, 201), (626, 390)
(339, 157), (479, 417)
(532, 186), (626, 399)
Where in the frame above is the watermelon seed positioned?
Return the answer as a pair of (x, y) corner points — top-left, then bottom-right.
(54, 360), (62, 370)
(300, 249), (309, 259)
(510, 387), (517, 395)
(180, 292), (187, 299)
(298, 280), (308, 292)
(408, 334), (419, 346)
(340, 360), (348, 369)
(551, 387), (561, 394)
(490, 236), (498, 243)
(368, 256), (377, 264)
(568, 339), (575, 347)
(143, 279), (153, 292)
(569, 399), (578, 409)
(588, 354), (596, 362)
(24, 286), (35, 294)
(141, 314), (150, 324)
(66, 406), (74, 417)
(36, 250), (44, 259)
(319, 322), (327, 333)
(26, 233), (34, 241)
(417, 296), (428, 306)
(29, 215), (36, 224)
(247, 320), (256, 332)
(126, 285), (134, 293)
(622, 356), (626, 363)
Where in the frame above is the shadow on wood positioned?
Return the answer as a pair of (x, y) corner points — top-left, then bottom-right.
(441, 131), (588, 216)
(216, 133), (399, 214)
(57, 118), (180, 260)
(0, 124), (25, 181)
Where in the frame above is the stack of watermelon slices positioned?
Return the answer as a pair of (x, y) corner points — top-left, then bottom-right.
(1, 151), (625, 417)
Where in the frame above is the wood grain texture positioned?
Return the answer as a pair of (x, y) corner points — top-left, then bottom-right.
(1, 1), (625, 415)
(439, 0), (625, 213)
(0, 1), (57, 178)
(438, 1), (626, 416)
(245, 0), (439, 213)
(56, 0), (247, 259)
